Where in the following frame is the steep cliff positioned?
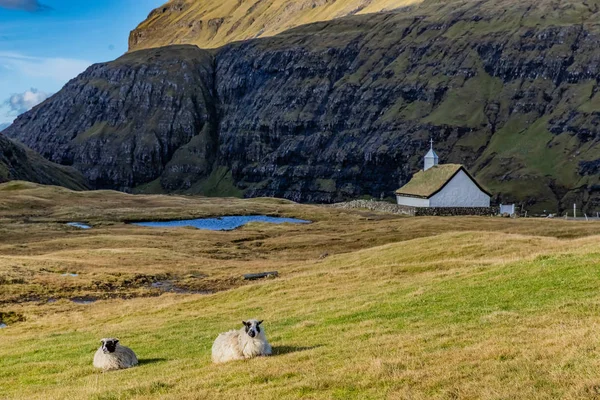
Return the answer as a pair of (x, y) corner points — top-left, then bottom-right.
(6, 46), (217, 191)
(0, 134), (88, 190)
(129, 0), (422, 51)
(7, 0), (600, 212)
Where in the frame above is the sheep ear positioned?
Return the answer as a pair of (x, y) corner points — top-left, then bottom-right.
(115, 339), (119, 344)
(258, 320), (263, 325)
(242, 321), (248, 326)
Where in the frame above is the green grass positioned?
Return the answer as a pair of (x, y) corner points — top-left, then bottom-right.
(3, 184), (600, 398)
(3, 231), (600, 398)
(132, 178), (165, 195)
(187, 166), (244, 197)
(425, 60), (503, 128)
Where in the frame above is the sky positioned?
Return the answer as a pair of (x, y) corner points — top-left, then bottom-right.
(0, 0), (165, 129)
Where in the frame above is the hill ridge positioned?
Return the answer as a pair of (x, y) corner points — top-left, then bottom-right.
(129, 0), (423, 51)
(0, 135), (88, 190)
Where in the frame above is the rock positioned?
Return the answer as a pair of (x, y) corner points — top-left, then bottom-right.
(243, 271), (279, 280)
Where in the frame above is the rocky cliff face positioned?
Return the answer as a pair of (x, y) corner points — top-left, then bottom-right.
(0, 134), (88, 190)
(129, 0), (422, 52)
(6, 0), (600, 212)
(6, 46), (217, 191)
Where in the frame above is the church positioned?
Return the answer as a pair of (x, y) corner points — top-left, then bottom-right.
(395, 142), (491, 208)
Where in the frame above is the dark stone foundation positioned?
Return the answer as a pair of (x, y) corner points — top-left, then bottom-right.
(331, 200), (497, 216)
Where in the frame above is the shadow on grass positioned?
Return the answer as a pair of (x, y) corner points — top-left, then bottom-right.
(138, 358), (168, 366)
(272, 345), (321, 356)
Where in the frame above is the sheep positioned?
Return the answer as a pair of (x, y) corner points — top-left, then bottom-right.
(93, 338), (138, 371)
(212, 320), (272, 364)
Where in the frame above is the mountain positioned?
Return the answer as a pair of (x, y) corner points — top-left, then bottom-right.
(0, 134), (88, 190)
(3, 46), (216, 192)
(129, 0), (422, 52)
(5, 0), (600, 212)
(0, 123), (9, 132)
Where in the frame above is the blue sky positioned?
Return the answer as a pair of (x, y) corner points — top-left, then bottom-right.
(0, 0), (165, 127)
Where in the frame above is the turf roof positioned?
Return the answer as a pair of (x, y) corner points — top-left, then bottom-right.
(395, 164), (465, 198)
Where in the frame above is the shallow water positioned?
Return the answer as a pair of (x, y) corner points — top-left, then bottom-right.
(0, 323), (7, 329)
(71, 297), (97, 305)
(151, 281), (212, 295)
(133, 215), (311, 231)
(67, 222), (91, 229)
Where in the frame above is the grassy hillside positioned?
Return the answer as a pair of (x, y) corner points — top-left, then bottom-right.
(3, 184), (600, 398)
(129, 0), (422, 51)
(0, 136), (88, 191)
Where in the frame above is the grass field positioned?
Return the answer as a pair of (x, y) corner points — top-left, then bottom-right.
(3, 182), (600, 399)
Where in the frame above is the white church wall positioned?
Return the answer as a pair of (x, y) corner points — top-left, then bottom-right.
(396, 195), (429, 207)
(429, 170), (490, 208)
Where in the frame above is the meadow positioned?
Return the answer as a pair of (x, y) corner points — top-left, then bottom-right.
(2, 181), (600, 399)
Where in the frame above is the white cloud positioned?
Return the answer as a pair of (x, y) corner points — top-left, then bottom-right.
(0, 52), (91, 82)
(0, 52), (91, 125)
(0, 88), (51, 125)
(7, 88), (50, 114)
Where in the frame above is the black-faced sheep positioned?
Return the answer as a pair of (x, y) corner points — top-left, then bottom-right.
(93, 338), (138, 371)
(212, 320), (272, 363)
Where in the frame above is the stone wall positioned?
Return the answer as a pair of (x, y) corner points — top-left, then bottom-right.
(330, 200), (416, 215)
(330, 200), (497, 216)
(414, 207), (497, 216)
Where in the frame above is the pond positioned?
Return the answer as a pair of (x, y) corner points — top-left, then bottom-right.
(67, 222), (92, 229)
(132, 215), (311, 231)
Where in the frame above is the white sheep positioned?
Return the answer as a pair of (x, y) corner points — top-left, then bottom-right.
(93, 338), (138, 371)
(212, 320), (272, 363)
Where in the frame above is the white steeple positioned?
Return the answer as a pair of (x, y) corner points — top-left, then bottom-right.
(424, 138), (439, 171)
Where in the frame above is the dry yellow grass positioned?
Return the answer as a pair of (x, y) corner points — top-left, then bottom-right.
(1, 181), (598, 305)
(3, 182), (600, 398)
(129, 0), (423, 51)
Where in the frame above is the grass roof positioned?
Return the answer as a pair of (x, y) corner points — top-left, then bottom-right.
(395, 164), (464, 198)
